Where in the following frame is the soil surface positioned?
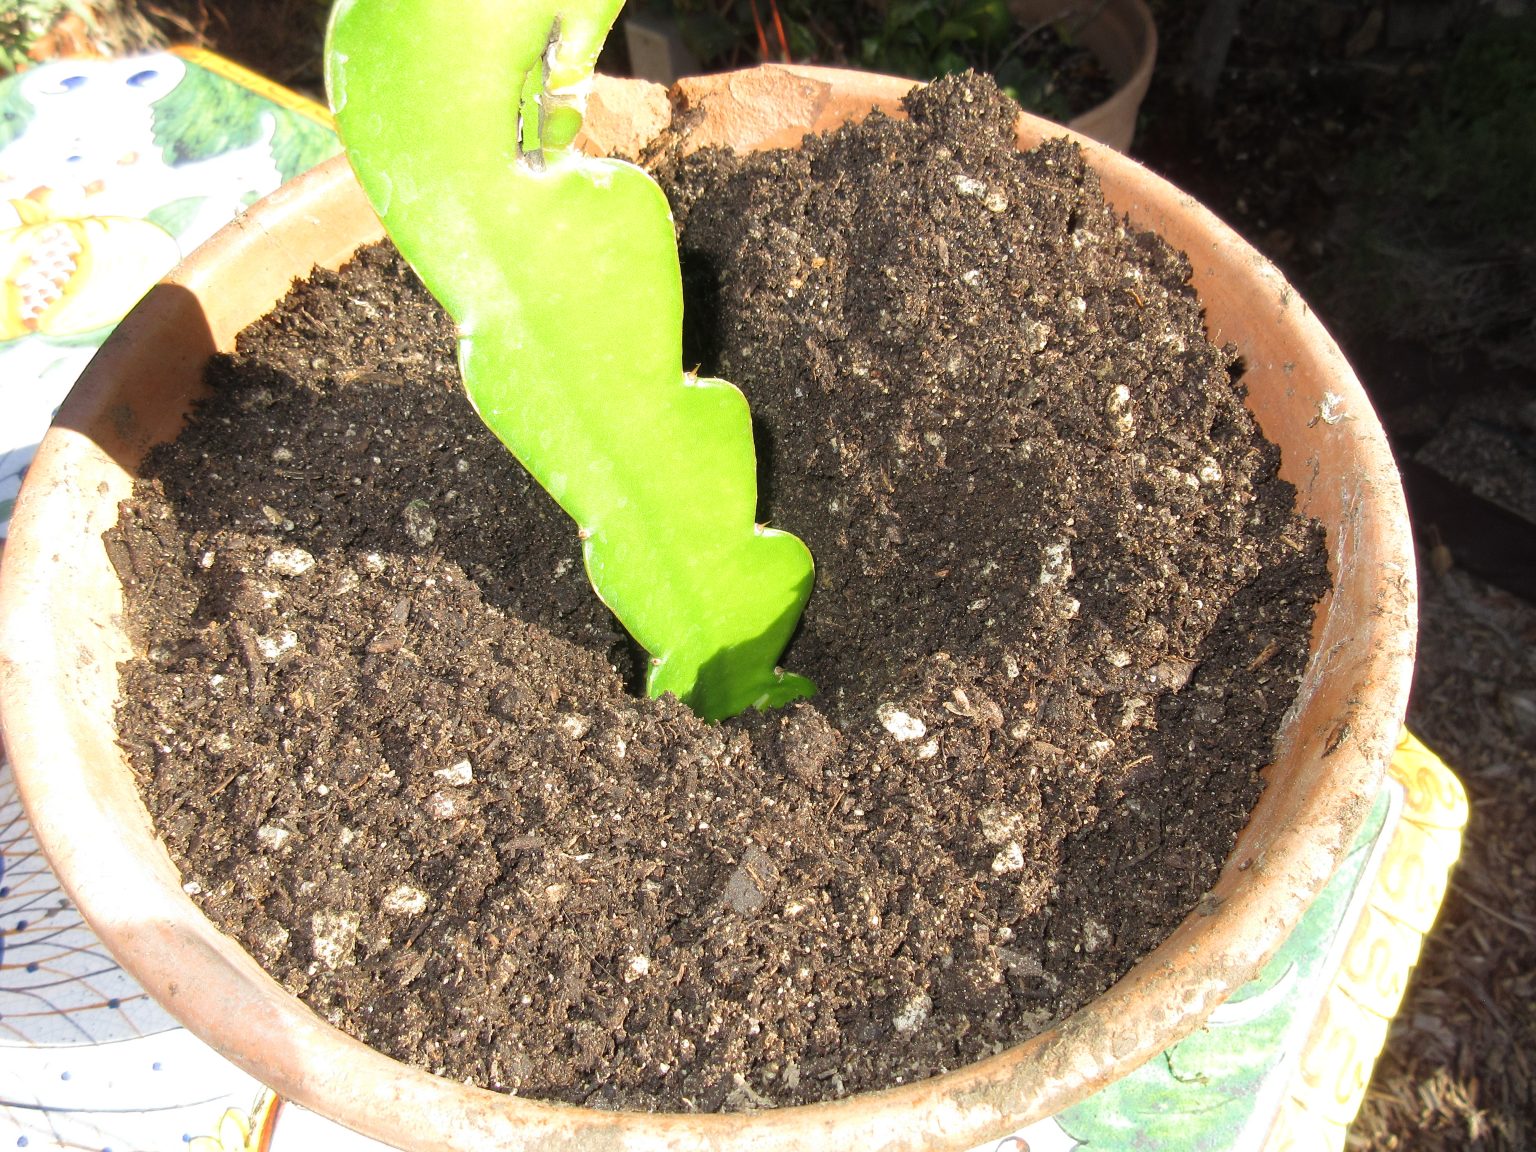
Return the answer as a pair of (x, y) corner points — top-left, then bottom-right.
(110, 75), (1327, 1111)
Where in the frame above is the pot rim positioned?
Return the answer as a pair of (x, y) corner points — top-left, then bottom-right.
(0, 65), (1415, 1152)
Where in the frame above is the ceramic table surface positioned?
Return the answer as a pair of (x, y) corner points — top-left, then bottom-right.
(0, 51), (1466, 1152)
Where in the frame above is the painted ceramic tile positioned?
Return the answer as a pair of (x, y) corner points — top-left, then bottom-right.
(0, 50), (338, 536)
(1004, 785), (1397, 1151)
(0, 49), (337, 1150)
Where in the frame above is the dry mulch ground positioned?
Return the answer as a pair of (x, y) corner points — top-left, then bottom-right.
(1350, 564), (1536, 1149)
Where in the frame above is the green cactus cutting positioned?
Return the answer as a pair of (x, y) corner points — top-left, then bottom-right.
(325, 0), (814, 721)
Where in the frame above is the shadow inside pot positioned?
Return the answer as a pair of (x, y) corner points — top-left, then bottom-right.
(51, 283), (216, 476)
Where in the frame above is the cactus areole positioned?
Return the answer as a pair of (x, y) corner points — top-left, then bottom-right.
(324, 0), (816, 721)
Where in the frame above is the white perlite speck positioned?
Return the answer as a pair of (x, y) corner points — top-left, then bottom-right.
(1106, 384), (1134, 437)
(256, 824), (291, 851)
(1038, 542), (1073, 586)
(256, 630), (298, 662)
(310, 910), (360, 970)
(434, 760), (473, 787)
(991, 842), (1026, 874)
(424, 791), (458, 820)
(893, 991), (932, 1033)
(978, 805), (1027, 846)
(876, 703), (926, 742)
(266, 547), (315, 577)
(952, 173), (987, 197)
(381, 885), (429, 916)
(625, 955), (651, 982)
(1082, 917), (1111, 954)
(402, 500), (437, 546)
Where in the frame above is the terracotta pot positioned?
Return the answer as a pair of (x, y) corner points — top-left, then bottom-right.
(0, 67), (1414, 1152)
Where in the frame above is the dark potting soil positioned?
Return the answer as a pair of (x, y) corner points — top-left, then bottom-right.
(110, 74), (1329, 1111)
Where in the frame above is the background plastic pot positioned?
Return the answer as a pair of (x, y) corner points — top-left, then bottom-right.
(0, 67), (1415, 1152)
(1010, 0), (1158, 151)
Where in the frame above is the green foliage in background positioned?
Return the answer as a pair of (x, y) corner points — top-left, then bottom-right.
(0, 0), (90, 74)
(151, 60), (338, 181)
(1323, 10), (1536, 368)
(630, 0), (1097, 118)
(855, 0), (1081, 117)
